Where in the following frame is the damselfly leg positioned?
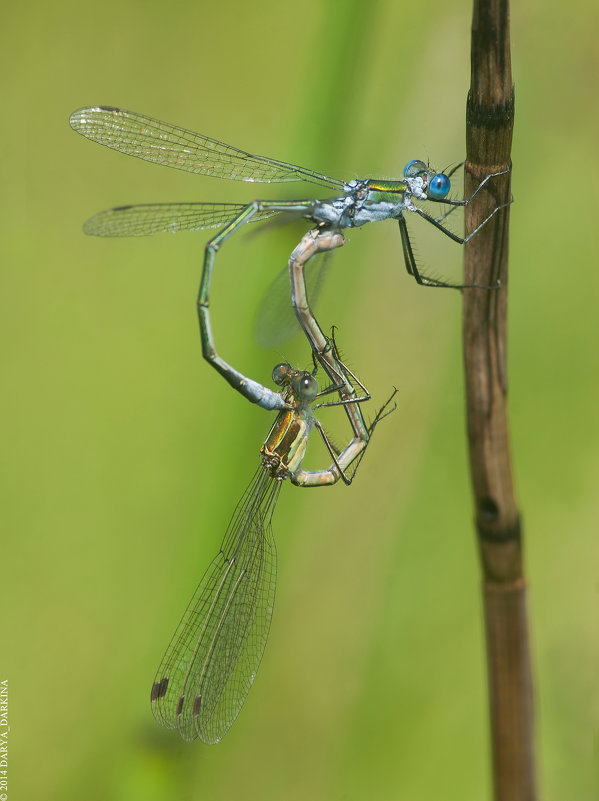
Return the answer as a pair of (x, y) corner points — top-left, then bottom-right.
(398, 161), (513, 289)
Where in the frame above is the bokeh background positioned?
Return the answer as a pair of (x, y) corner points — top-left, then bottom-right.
(3, 1), (597, 800)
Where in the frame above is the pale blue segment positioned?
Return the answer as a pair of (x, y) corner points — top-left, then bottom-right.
(240, 378), (287, 410)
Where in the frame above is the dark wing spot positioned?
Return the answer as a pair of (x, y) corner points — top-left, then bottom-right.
(193, 696), (201, 717)
(151, 677), (168, 701)
(176, 695), (184, 716)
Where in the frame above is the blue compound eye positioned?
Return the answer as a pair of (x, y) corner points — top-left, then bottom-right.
(404, 159), (427, 178)
(428, 173), (451, 199)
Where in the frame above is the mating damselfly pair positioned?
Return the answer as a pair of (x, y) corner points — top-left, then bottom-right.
(71, 105), (510, 742)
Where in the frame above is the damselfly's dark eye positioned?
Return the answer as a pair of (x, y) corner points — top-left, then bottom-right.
(292, 372), (318, 401)
(272, 363), (291, 385)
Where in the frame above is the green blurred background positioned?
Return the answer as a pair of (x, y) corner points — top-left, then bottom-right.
(2, 1), (597, 799)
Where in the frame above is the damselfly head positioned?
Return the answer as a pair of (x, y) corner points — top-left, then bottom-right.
(272, 363), (318, 403)
(403, 159), (451, 200)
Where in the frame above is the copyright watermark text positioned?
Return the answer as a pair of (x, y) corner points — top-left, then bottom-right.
(0, 679), (8, 800)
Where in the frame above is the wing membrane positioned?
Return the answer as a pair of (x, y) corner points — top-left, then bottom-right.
(82, 202), (280, 237)
(254, 249), (334, 347)
(151, 466), (280, 743)
(70, 106), (344, 189)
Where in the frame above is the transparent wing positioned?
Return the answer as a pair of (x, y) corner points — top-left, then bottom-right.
(151, 466), (280, 744)
(70, 106), (344, 190)
(254, 249), (334, 348)
(82, 202), (281, 237)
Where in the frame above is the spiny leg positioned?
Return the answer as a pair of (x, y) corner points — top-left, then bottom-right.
(421, 164), (507, 229)
(435, 166), (511, 209)
(397, 215), (485, 290)
(417, 165), (513, 246)
(399, 166), (512, 290)
(292, 386), (398, 487)
(413, 196), (513, 245)
(288, 229), (375, 480)
(312, 327), (371, 409)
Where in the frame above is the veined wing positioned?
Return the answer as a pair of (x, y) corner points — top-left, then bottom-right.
(82, 202), (281, 237)
(70, 106), (344, 190)
(254, 249), (333, 347)
(151, 466), (280, 744)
